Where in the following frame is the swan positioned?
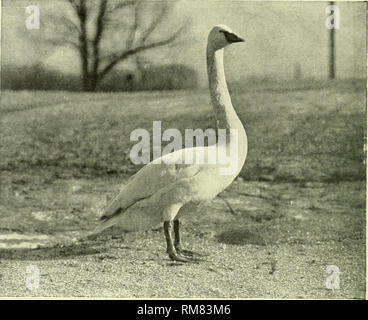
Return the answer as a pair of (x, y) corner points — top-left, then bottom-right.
(92, 25), (247, 262)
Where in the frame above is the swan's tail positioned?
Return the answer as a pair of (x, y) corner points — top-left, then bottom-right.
(90, 215), (120, 236)
(99, 192), (124, 220)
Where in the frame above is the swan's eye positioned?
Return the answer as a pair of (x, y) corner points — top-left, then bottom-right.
(219, 30), (229, 37)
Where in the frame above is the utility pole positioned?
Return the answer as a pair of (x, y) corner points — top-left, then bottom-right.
(328, 1), (336, 79)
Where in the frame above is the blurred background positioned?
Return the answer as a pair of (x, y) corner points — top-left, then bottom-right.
(1, 0), (366, 91)
(0, 0), (366, 185)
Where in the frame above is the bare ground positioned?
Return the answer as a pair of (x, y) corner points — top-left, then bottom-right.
(0, 170), (365, 298)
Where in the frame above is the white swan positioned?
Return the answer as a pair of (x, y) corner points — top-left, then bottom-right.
(93, 25), (247, 262)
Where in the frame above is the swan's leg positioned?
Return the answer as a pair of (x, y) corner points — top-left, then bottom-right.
(173, 219), (182, 252)
(164, 221), (190, 262)
(173, 219), (205, 258)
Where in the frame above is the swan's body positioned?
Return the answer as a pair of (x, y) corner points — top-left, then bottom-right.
(93, 25), (247, 262)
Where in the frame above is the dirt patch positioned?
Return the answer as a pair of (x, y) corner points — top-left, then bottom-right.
(217, 228), (267, 245)
(0, 170), (365, 298)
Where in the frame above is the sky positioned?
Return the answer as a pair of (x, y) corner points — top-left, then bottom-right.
(2, 0), (366, 85)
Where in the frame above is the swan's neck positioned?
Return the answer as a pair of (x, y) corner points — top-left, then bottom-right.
(207, 46), (246, 139)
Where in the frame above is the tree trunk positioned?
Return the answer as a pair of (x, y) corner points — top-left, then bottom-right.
(81, 75), (98, 92)
(79, 27), (90, 90)
(76, 0), (98, 92)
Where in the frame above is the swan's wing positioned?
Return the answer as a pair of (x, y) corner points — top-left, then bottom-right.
(100, 149), (202, 220)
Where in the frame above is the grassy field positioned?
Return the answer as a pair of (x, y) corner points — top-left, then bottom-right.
(0, 80), (366, 298)
(1, 80), (365, 181)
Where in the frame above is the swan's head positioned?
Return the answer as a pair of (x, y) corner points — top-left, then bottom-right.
(208, 25), (244, 50)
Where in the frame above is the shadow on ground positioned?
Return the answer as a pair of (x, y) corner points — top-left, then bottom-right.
(0, 242), (106, 261)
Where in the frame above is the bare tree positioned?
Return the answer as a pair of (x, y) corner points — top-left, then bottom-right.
(41, 0), (185, 91)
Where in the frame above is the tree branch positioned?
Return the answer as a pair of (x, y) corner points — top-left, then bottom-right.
(94, 0), (108, 45)
(54, 15), (81, 35)
(139, 3), (169, 44)
(107, 0), (134, 13)
(44, 37), (80, 50)
(68, 0), (90, 89)
(92, 0), (109, 83)
(125, 1), (139, 49)
(40, 14), (80, 51)
(98, 26), (183, 81)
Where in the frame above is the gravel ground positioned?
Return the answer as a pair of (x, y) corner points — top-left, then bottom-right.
(0, 171), (365, 298)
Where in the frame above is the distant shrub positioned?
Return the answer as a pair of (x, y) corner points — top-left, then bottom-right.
(99, 64), (198, 91)
(230, 77), (366, 93)
(140, 64), (198, 91)
(2, 63), (198, 92)
(1, 64), (82, 91)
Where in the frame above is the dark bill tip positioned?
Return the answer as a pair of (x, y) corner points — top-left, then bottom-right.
(224, 31), (245, 43)
(234, 36), (245, 43)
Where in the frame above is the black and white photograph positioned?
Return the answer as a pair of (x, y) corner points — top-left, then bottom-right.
(0, 0), (366, 299)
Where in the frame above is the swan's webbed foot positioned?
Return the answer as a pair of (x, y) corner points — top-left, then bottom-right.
(168, 250), (203, 263)
(164, 220), (203, 263)
(173, 220), (206, 261)
(167, 251), (191, 262)
(176, 247), (206, 258)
